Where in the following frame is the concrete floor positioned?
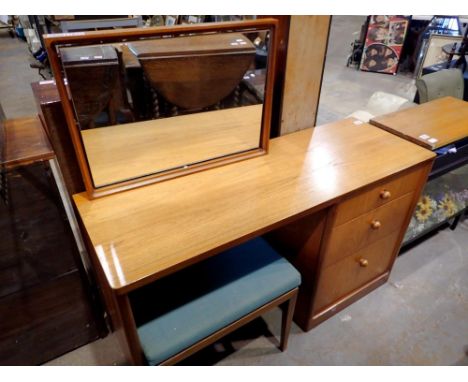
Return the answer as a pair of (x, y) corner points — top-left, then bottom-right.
(0, 30), (45, 117)
(317, 16), (417, 125)
(1, 17), (467, 366)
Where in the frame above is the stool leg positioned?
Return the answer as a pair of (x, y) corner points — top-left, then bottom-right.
(279, 290), (298, 351)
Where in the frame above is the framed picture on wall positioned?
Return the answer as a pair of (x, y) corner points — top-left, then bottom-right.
(418, 34), (463, 78)
(360, 15), (410, 75)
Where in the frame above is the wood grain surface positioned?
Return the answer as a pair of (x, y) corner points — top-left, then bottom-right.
(44, 20), (279, 198)
(74, 118), (435, 293)
(280, 16), (331, 134)
(81, 104), (262, 187)
(31, 80), (85, 195)
(370, 96), (468, 150)
(128, 33), (255, 58)
(2, 117), (54, 168)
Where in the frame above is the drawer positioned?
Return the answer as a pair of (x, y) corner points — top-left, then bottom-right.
(313, 232), (399, 314)
(333, 167), (422, 226)
(322, 192), (413, 268)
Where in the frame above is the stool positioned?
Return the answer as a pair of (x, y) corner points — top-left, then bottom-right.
(129, 237), (301, 365)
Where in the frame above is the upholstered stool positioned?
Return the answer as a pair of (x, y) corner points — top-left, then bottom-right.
(129, 237), (301, 365)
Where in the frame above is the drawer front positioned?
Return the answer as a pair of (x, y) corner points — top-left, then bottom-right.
(334, 167), (422, 226)
(322, 191), (413, 268)
(313, 232), (399, 313)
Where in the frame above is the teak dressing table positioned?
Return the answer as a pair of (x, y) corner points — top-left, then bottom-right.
(73, 118), (435, 364)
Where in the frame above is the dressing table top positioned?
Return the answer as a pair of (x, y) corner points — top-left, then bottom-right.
(73, 118), (435, 294)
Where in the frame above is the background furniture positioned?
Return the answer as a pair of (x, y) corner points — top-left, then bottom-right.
(416, 68), (465, 103)
(58, 16), (143, 33)
(0, 115), (101, 365)
(129, 33), (257, 115)
(413, 16), (462, 78)
(421, 62), (468, 101)
(371, 97), (468, 150)
(31, 80), (84, 195)
(73, 117), (434, 363)
(370, 97), (468, 246)
(60, 45), (132, 130)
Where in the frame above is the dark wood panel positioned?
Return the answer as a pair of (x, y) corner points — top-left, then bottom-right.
(1, 117), (54, 168)
(0, 271), (99, 365)
(31, 81), (85, 195)
(0, 162), (78, 298)
(129, 33), (255, 57)
(0, 161), (102, 364)
(60, 46), (121, 130)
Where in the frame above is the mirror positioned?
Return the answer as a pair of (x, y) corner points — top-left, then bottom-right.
(45, 20), (277, 198)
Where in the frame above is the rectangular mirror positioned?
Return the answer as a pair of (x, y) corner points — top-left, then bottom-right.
(44, 20), (278, 198)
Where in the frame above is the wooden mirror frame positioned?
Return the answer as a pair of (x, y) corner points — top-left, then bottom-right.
(44, 19), (279, 199)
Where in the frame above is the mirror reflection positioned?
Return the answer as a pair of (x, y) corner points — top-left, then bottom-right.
(58, 29), (270, 188)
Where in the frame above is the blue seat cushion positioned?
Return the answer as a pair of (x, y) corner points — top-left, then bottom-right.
(129, 237), (301, 365)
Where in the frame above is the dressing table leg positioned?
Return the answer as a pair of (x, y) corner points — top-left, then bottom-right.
(76, 215), (145, 365)
(115, 294), (146, 366)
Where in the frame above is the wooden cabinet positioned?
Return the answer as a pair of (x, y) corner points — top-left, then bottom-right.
(0, 117), (101, 365)
(60, 46), (122, 130)
(31, 80), (84, 196)
(268, 164), (432, 331)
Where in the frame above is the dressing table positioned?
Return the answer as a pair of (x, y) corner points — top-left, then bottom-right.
(73, 118), (434, 363)
(43, 21), (435, 364)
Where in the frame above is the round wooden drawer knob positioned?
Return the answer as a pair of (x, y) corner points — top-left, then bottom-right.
(359, 258), (369, 267)
(371, 220), (381, 229)
(380, 190), (391, 199)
